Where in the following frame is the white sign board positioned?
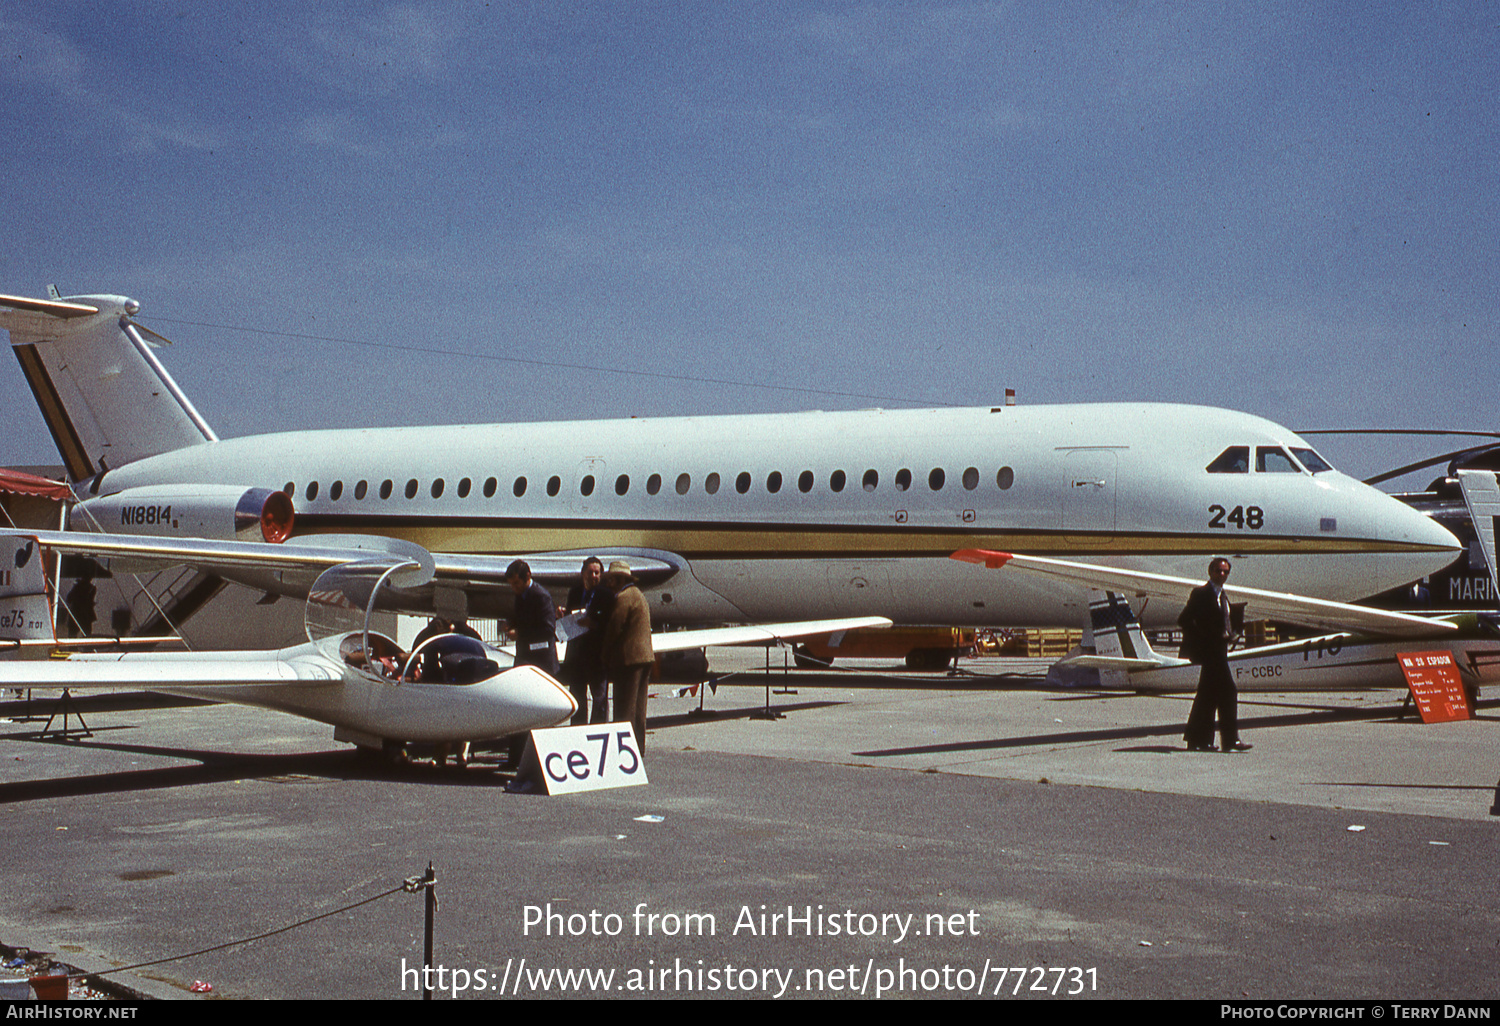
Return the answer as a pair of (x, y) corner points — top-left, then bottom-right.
(520, 721), (648, 795)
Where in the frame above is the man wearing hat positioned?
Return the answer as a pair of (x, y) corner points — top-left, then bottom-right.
(504, 559), (559, 676)
(602, 560), (654, 752)
(561, 556), (611, 725)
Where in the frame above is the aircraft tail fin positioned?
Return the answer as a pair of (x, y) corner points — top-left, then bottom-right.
(0, 291), (216, 484)
(1050, 590), (1186, 687)
(0, 535), (56, 658)
(1088, 590), (1171, 664)
(1457, 469), (1499, 607)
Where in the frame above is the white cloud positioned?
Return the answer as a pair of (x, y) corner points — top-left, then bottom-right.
(0, 16), (225, 153)
(298, 4), (469, 97)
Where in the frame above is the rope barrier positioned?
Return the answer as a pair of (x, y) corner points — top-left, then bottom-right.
(74, 879), (413, 981)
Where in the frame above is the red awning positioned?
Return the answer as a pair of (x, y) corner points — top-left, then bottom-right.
(0, 468), (71, 500)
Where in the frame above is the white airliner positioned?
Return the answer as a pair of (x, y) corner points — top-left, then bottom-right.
(0, 290), (1461, 638)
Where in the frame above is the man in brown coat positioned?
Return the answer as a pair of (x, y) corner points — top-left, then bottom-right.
(603, 560), (654, 753)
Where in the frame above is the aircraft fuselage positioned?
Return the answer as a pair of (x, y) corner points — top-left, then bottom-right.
(84, 403), (1459, 627)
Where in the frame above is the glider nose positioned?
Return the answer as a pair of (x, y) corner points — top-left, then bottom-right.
(503, 664), (578, 731)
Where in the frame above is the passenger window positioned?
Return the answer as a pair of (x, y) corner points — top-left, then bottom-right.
(1206, 447), (1250, 473)
(354, 480), (368, 500)
(1256, 447), (1299, 473)
(307, 481), (320, 501)
(547, 476), (561, 497)
(484, 478), (497, 498)
(963, 467), (979, 490)
(736, 472), (751, 494)
(830, 470), (846, 493)
(329, 481), (343, 501)
(767, 471), (782, 494)
(405, 479), (418, 499)
(928, 468), (945, 491)
(895, 469), (911, 492)
(380, 479), (393, 500)
(1290, 447), (1334, 474)
(513, 477), (526, 497)
(647, 474), (662, 495)
(284, 482), (295, 498)
(580, 475), (595, 497)
(862, 469), (878, 492)
(457, 478), (471, 498)
(798, 471), (814, 493)
(431, 479), (445, 499)
(675, 473), (691, 495)
(705, 473), (720, 495)
(997, 467), (1014, 490)
(616, 474), (630, 496)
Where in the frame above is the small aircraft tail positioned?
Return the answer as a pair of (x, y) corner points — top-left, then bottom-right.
(0, 291), (216, 484)
(0, 535), (56, 658)
(1048, 589), (1186, 687)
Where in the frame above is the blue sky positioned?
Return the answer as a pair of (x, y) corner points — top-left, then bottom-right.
(1, 2), (1494, 487)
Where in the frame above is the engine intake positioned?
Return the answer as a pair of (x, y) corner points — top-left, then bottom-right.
(72, 485), (295, 543)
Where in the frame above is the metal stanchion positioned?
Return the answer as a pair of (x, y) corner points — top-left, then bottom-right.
(405, 863), (437, 999)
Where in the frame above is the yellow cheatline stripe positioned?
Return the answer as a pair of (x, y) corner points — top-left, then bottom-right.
(293, 521), (1448, 560)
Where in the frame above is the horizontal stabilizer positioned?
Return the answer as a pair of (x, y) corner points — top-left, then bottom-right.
(0, 292), (215, 480)
(1055, 653), (1176, 672)
(0, 293), (100, 320)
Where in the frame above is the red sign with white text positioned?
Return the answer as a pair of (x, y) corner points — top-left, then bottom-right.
(1397, 651), (1471, 723)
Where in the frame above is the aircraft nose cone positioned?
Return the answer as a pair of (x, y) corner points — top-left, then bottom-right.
(1389, 492), (1460, 550)
(1367, 488), (1462, 593)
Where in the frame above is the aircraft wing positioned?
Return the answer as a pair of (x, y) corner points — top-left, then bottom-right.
(1, 529), (678, 605)
(647, 616), (892, 653)
(0, 652), (331, 689)
(498, 616), (893, 661)
(950, 549), (1456, 638)
(4, 528), (432, 577)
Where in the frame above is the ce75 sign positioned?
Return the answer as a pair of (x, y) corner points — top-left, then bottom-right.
(524, 723), (648, 795)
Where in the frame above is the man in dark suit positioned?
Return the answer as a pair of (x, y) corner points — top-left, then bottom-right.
(560, 556), (611, 725)
(504, 559), (559, 676)
(1179, 557), (1251, 753)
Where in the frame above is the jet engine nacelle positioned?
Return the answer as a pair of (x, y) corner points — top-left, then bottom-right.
(72, 486), (295, 543)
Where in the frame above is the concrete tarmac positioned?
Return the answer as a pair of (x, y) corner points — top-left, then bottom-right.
(0, 653), (1496, 1001)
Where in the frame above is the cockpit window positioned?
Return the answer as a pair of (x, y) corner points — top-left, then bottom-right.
(1290, 447), (1334, 474)
(1206, 446), (1249, 473)
(406, 634), (500, 685)
(1256, 446), (1301, 473)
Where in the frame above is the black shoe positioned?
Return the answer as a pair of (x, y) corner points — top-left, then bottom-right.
(1225, 741), (1253, 753)
(1187, 742), (1218, 752)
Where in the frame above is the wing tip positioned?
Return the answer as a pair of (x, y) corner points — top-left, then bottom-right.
(950, 548), (1013, 569)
